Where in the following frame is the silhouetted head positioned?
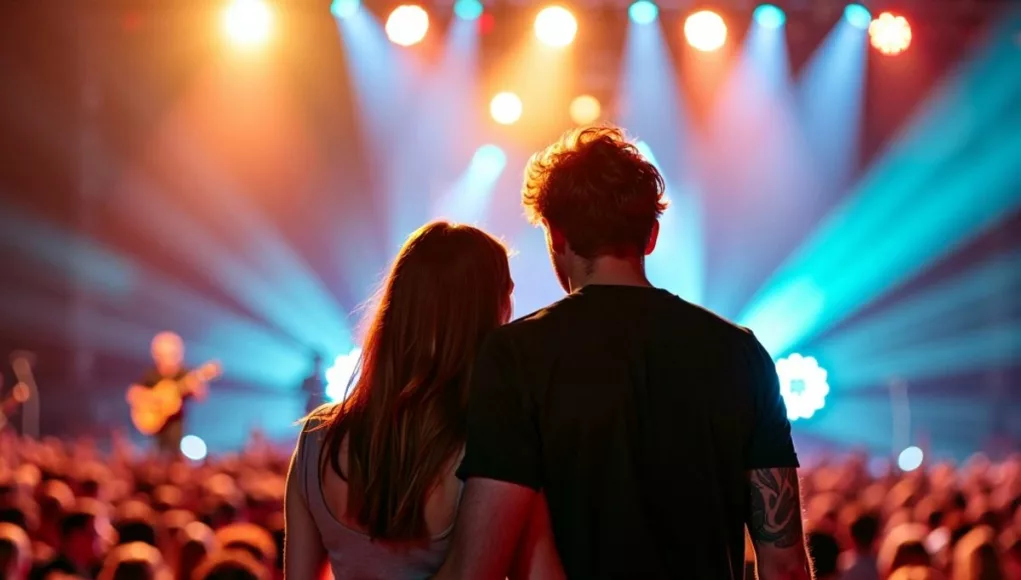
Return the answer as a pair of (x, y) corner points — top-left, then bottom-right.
(522, 124), (667, 291)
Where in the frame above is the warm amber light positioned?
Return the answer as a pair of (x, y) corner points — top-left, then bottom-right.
(869, 12), (912, 55)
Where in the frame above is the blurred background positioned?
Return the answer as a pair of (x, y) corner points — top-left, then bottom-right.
(0, 0), (1018, 459)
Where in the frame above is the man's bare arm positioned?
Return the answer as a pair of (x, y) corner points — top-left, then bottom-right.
(433, 478), (537, 580)
(747, 468), (813, 580)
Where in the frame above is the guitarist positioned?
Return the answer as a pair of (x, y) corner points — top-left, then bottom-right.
(131, 331), (207, 456)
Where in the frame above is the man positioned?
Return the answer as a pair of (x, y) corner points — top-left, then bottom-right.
(841, 509), (881, 580)
(436, 126), (812, 579)
(132, 332), (202, 457)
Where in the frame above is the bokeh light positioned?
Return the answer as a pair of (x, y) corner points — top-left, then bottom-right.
(753, 4), (786, 29)
(180, 435), (208, 461)
(472, 145), (507, 176)
(684, 10), (727, 52)
(386, 4), (430, 47)
(326, 348), (362, 402)
(569, 95), (601, 125)
(869, 12), (912, 55)
(222, 0), (272, 48)
(534, 6), (578, 47)
(775, 353), (830, 421)
(628, 0), (659, 25)
(490, 92), (523, 125)
(898, 446), (925, 471)
(843, 3), (873, 30)
(454, 0), (484, 21)
(330, 0), (360, 19)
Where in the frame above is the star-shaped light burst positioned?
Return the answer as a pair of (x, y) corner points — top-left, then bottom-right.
(325, 348), (362, 403)
(775, 353), (829, 421)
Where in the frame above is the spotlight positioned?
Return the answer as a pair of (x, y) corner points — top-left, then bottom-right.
(775, 353), (829, 421)
(222, 0), (272, 48)
(753, 4), (786, 29)
(331, 0), (359, 19)
(897, 446), (924, 472)
(386, 4), (430, 47)
(869, 12), (912, 55)
(454, 0), (483, 21)
(843, 3), (872, 30)
(569, 95), (601, 125)
(180, 435), (208, 461)
(472, 145), (507, 177)
(326, 348), (362, 402)
(628, 0), (658, 25)
(534, 6), (577, 47)
(684, 10), (727, 52)
(490, 92), (523, 125)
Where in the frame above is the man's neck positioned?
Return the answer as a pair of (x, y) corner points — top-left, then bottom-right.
(571, 256), (651, 291)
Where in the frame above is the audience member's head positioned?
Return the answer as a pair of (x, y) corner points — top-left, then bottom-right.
(98, 542), (169, 580)
(115, 501), (158, 547)
(0, 523), (31, 580)
(60, 506), (104, 569)
(880, 524), (933, 578)
(191, 549), (268, 580)
(848, 509), (882, 554)
(807, 530), (840, 579)
(952, 526), (1004, 580)
(890, 566), (948, 580)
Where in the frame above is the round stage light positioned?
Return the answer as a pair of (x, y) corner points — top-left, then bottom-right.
(684, 10), (727, 52)
(898, 446), (924, 472)
(569, 95), (601, 125)
(331, 0), (360, 19)
(490, 92), (523, 125)
(223, 0), (272, 48)
(454, 0), (484, 21)
(843, 3), (872, 30)
(534, 6), (577, 47)
(753, 4), (786, 29)
(326, 348), (362, 402)
(628, 1), (658, 25)
(386, 5), (430, 47)
(775, 353), (829, 421)
(180, 435), (208, 461)
(869, 12), (912, 55)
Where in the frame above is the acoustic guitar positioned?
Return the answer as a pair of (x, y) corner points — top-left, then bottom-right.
(126, 362), (221, 436)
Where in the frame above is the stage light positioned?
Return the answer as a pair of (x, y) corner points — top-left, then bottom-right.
(454, 0), (484, 20)
(180, 435), (208, 461)
(569, 95), (601, 125)
(222, 0), (272, 48)
(490, 92), (522, 125)
(628, 0), (658, 25)
(331, 0), (360, 19)
(472, 145), (507, 177)
(534, 6), (577, 47)
(898, 446), (924, 471)
(326, 348), (362, 402)
(869, 12), (912, 55)
(753, 4), (786, 29)
(843, 3), (872, 30)
(386, 5), (430, 47)
(684, 10), (727, 52)
(775, 353), (829, 421)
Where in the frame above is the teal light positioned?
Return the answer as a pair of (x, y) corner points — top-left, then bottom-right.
(454, 0), (484, 21)
(753, 4), (786, 29)
(843, 3), (872, 30)
(331, 0), (359, 19)
(628, 0), (658, 25)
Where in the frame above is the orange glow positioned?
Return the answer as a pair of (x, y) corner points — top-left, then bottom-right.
(684, 10), (727, 52)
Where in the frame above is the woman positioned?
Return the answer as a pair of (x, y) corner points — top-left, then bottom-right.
(284, 222), (561, 580)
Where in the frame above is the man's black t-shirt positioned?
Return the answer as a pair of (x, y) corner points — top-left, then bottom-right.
(458, 285), (799, 579)
(137, 367), (190, 432)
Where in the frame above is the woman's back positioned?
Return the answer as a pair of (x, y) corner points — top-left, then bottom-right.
(292, 417), (461, 580)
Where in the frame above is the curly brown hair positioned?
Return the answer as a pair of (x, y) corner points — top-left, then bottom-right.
(522, 125), (667, 260)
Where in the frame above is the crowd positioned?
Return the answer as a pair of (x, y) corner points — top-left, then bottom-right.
(1, 430), (1019, 580)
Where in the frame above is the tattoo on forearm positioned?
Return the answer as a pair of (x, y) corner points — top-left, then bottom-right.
(748, 468), (802, 549)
